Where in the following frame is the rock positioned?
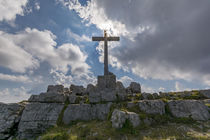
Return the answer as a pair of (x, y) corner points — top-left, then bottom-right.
(111, 109), (140, 129)
(143, 118), (154, 126)
(116, 81), (127, 101)
(97, 75), (116, 90)
(138, 100), (165, 115)
(47, 85), (64, 93)
(69, 95), (77, 104)
(89, 91), (101, 103)
(17, 103), (64, 139)
(101, 89), (117, 102)
(200, 89), (210, 98)
(168, 100), (210, 121)
(86, 84), (95, 95)
(63, 103), (112, 124)
(127, 112), (140, 127)
(129, 82), (141, 93)
(141, 93), (154, 100)
(70, 84), (85, 96)
(0, 103), (25, 140)
(152, 93), (159, 99)
(28, 92), (67, 103)
(159, 92), (169, 98)
(203, 99), (210, 104)
(111, 109), (127, 129)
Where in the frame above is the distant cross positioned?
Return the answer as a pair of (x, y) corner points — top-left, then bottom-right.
(92, 30), (120, 75)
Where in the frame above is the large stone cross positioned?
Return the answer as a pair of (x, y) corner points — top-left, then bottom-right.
(92, 30), (120, 75)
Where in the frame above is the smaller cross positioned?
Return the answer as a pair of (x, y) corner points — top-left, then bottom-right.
(92, 30), (120, 75)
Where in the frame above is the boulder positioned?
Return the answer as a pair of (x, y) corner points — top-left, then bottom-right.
(200, 89), (210, 98)
(97, 75), (116, 90)
(101, 89), (117, 102)
(47, 85), (64, 93)
(68, 95), (77, 104)
(86, 84), (96, 95)
(111, 109), (140, 129)
(17, 103), (64, 139)
(63, 103), (112, 125)
(168, 100), (210, 121)
(159, 92), (170, 98)
(116, 81), (127, 101)
(138, 100), (165, 115)
(152, 93), (159, 99)
(129, 82), (141, 93)
(89, 91), (101, 103)
(70, 84), (85, 96)
(179, 91), (192, 98)
(0, 103), (25, 140)
(28, 92), (67, 103)
(141, 93), (153, 100)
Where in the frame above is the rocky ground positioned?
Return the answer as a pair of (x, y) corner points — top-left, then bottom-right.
(0, 74), (210, 140)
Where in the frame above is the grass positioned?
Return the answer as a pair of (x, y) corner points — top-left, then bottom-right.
(39, 120), (210, 140)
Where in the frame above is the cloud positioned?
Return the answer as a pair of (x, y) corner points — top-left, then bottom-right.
(0, 87), (31, 103)
(175, 81), (191, 92)
(0, 28), (90, 75)
(0, 73), (31, 83)
(34, 2), (40, 10)
(66, 28), (91, 42)
(0, 30), (39, 73)
(66, 0), (210, 86)
(118, 76), (133, 87)
(0, 0), (28, 21)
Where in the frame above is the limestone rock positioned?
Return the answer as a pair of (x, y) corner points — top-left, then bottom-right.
(138, 100), (165, 115)
(28, 92), (67, 103)
(141, 93), (154, 100)
(97, 75), (116, 90)
(70, 84), (85, 96)
(111, 109), (140, 129)
(0, 103), (25, 140)
(111, 109), (127, 129)
(47, 85), (64, 93)
(152, 93), (159, 99)
(89, 91), (101, 103)
(116, 81), (127, 101)
(129, 82), (141, 93)
(168, 100), (210, 121)
(63, 103), (112, 125)
(101, 89), (117, 102)
(200, 89), (210, 98)
(18, 103), (64, 139)
(86, 84), (96, 95)
(159, 92), (169, 98)
(68, 95), (77, 104)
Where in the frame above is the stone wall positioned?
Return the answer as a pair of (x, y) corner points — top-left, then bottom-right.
(0, 76), (210, 139)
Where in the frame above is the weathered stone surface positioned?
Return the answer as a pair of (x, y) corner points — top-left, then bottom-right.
(97, 75), (116, 90)
(101, 89), (117, 102)
(138, 100), (165, 115)
(141, 93), (153, 100)
(47, 85), (64, 93)
(200, 89), (210, 98)
(179, 91), (192, 98)
(86, 84), (95, 95)
(69, 95), (77, 104)
(28, 92), (67, 103)
(168, 100), (210, 121)
(129, 82), (141, 93)
(89, 91), (101, 103)
(70, 84), (85, 96)
(18, 103), (64, 139)
(111, 109), (140, 129)
(127, 112), (140, 127)
(111, 109), (127, 129)
(152, 93), (159, 99)
(159, 92), (169, 98)
(116, 81), (127, 101)
(63, 103), (112, 125)
(0, 103), (24, 140)
(204, 99), (210, 104)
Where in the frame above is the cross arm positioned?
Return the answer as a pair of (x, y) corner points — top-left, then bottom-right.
(92, 37), (105, 41)
(107, 37), (120, 41)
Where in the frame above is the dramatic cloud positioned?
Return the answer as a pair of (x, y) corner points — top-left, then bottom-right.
(66, 0), (210, 86)
(0, 73), (31, 83)
(0, 28), (90, 75)
(0, 0), (28, 21)
(118, 76), (133, 87)
(66, 28), (91, 42)
(0, 87), (31, 103)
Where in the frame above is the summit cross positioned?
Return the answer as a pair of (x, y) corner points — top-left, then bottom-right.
(92, 30), (120, 75)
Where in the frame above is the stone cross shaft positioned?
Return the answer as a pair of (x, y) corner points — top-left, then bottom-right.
(92, 30), (120, 75)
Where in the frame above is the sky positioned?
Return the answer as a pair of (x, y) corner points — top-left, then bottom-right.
(0, 0), (210, 103)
